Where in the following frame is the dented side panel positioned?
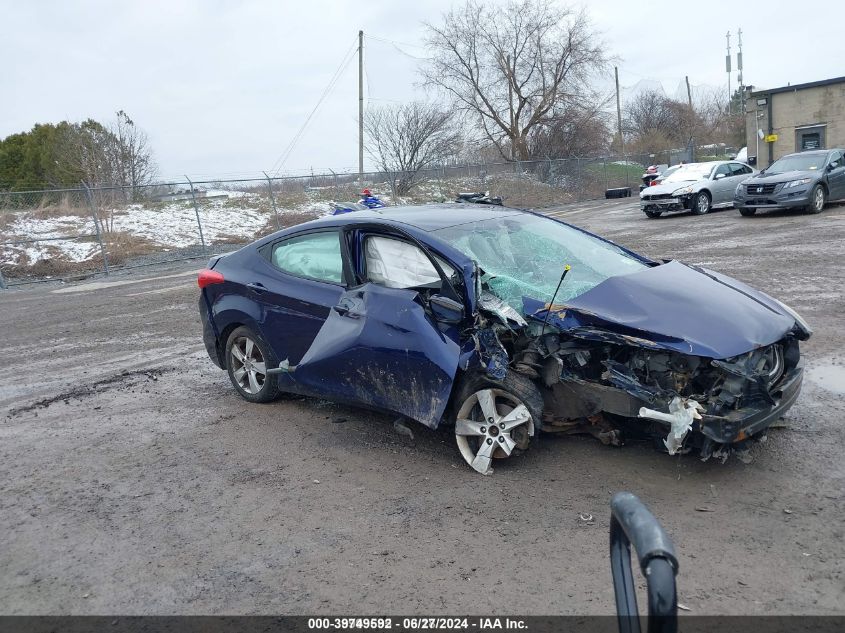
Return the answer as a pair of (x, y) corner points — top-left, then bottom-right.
(285, 283), (461, 427)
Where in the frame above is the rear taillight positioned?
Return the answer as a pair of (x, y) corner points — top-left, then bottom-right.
(198, 269), (225, 289)
(649, 180), (658, 186)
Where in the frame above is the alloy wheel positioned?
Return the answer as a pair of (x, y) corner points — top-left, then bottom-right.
(813, 187), (825, 212)
(230, 335), (267, 394)
(455, 388), (534, 475)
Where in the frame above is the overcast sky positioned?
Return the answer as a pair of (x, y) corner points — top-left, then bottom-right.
(2, 0), (843, 180)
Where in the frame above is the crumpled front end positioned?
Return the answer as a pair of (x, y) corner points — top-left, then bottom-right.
(464, 263), (809, 462)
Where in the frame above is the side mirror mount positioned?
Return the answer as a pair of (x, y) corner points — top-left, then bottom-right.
(430, 294), (464, 324)
(827, 163), (836, 172)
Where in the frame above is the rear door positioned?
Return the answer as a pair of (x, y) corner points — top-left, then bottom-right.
(287, 230), (463, 427)
(729, 162), (754, 203)
(251, 229), (348, 366)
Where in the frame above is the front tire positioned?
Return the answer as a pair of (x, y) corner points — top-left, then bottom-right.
(806, 185), (825, 214)
(644, 210), (663, 219)
(452, 371), (543, 475)
(739, 207), (757, 217)
(691, 192), (711, 215)
(225, 326), (280, 403)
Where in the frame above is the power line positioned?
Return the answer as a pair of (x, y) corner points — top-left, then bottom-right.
(364, 33), (426, 49)
(364, 34), (431, 61)
(267, 37), (358, 176)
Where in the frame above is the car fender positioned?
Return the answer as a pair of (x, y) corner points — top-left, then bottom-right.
(211, 294), (263, 342)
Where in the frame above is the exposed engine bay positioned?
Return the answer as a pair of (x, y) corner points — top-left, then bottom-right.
(468, 280), (806, 462)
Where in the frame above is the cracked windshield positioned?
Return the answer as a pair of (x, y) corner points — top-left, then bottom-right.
(435, 214), (648, 311)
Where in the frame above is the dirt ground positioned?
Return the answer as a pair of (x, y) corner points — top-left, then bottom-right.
(1, 199), (844, 616)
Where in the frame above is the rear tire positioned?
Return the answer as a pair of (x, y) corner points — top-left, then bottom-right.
(691, 192), (711, 215)
(739, 207), (757, 217)
(806, 185), (825, 214)
(225, 326), (280, 403)
(644, 210), (662, 219)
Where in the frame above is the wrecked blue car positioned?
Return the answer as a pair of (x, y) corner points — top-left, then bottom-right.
(197, 204), (811, 474)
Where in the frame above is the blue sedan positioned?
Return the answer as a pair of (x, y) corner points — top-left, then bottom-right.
(198, 204), (811, 474)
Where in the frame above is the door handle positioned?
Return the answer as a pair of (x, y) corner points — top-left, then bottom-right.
(247, 282), (267, 294)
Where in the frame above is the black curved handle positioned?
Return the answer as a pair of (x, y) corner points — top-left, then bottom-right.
(610, 492), (678, 633)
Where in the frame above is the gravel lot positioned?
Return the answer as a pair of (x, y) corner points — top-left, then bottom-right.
(1, 199), (844, 615)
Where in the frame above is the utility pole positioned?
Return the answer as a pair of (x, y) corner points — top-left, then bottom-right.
(725, 31), (732, 114)
(737, 27), (744, 113)
(358, 29), (364, 184)
(685, 75), (693, 111)
(686, 76), (694, 163)
(614, 66), (624, 159)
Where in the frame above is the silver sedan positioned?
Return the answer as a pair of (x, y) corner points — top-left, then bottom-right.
(639, 161), (757, 218)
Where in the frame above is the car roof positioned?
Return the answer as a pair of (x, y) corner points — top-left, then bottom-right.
(782, 149), (831, 157)
(300, 203), (525, 232)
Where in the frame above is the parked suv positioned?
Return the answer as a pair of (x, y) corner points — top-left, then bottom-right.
(734, 149), (845, 216)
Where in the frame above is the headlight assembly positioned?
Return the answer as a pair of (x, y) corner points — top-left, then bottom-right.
(783, 178), (812, 188)
(672, 186), (694, 196)
(773, 298), (813, 337)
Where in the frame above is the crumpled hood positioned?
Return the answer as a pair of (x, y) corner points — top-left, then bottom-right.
(525, 260), (798, 359)
(640, 180), (697, 197)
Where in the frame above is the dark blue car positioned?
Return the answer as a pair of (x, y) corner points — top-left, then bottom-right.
(198, 204), (811, 474)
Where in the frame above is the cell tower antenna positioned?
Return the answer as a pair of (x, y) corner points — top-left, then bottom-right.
(726, 31), (732, 113)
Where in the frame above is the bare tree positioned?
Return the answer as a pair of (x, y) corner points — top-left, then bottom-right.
(623, 89), (695, 154)
(422, 0), (607, 161)
(365, 102), (461, 196)
(108, 110), (157, 196)
(528, 105), (611, 158)
(624, 87), (744, 156)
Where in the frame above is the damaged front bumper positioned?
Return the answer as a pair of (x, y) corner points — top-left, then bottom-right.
(640, 196), (692, 213)
(696, 364), (803, 444)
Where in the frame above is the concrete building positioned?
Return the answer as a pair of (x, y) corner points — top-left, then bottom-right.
(744, 76), (845, 167)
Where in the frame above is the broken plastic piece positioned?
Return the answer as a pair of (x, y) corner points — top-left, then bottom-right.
(638, 396), (704, 455)
(266, 359), (294, 375)
(478, 291), (527, 328)
(476, 328), (509, 380)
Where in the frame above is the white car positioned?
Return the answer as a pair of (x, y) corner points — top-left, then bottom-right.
(639, 161), (757, 218)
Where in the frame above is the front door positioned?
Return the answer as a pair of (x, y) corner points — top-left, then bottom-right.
(710, 163), (734, 205)
(288, 283), (460, 426)
(287, 232), (463, 426)
(827, 150), (845, 199)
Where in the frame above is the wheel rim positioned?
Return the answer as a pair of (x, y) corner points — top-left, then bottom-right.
(455, 388), (534, 475)
(230, 336), (267, 394)
(814, 188), (824, 211)
(697, 195), (709, 213)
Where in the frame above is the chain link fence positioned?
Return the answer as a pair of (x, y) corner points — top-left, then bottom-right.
(0, 150), (736, 288)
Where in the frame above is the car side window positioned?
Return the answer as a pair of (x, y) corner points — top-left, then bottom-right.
(269, 231), (344, 284)
(364, 235), (454, 289)
(714, 164), (732, 178)
(829, 151), (843, 168)
(730, 163), (748, 176)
